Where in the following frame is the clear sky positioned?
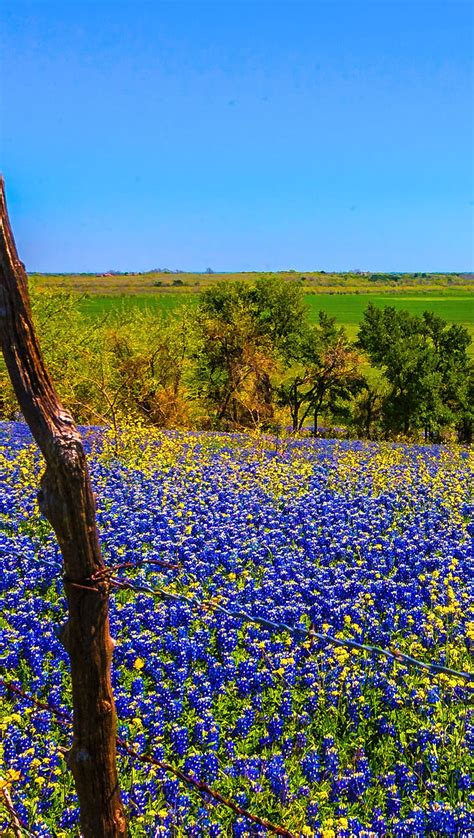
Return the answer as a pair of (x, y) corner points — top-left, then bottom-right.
(1, 0), (473, 272)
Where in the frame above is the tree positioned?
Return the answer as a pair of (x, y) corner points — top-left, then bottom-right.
(351, 381), (385, 440)
(0, 289), (93, 420)
(455, 367), (474, 443)
(357, 304), (473, 440)
(0, 179), (126, 837)
(193, 278), (306, 428)
(98, 307), (195, 428)
(278, 312), (364, 434)
(0, 293), (197, 431)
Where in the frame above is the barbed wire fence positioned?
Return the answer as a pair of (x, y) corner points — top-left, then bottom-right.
(0, 679), (296, 838)
(104, 574), (474, 682)
(2, 554), (473, 836)
(19, 550), (473, 680)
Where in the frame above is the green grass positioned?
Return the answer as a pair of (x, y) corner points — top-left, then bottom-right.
(305, 294), (474, 325)
(74, 291), (474, 348)
(305, 294), (474, 347)
(30, 266), (473, 356)
(77, 293), (188, 318)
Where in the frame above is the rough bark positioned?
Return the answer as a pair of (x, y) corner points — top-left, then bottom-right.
(0, 177), (127, 837)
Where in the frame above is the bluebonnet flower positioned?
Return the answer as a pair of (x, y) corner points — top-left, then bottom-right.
(1, 424), (472, 834)
(170, 725), (189, 757)
(59, 808), (79, 828)
(266, 755), (289, 803)
(456, 772), (471, 791)
(301, 750), (321, 783)
(233, 708), (255, 737)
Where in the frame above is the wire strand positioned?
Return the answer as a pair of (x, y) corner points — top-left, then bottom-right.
(110, 576), (474, 683)
(0, 679), (296, 837)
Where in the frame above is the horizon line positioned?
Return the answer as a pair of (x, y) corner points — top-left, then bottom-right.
(28, 269), (474, 277)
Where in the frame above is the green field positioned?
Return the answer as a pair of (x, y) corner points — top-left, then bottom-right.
(75, 291), (474, 346)
(31, 269), (473, 351)
(78, 293), (189, 318)
(304, 293), (474, 344)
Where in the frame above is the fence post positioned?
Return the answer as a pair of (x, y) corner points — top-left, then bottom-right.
(0, 177), (127, 837)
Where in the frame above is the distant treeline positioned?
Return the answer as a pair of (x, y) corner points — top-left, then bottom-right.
(30, 269), (474, 297)
(1, 278), (472, 442)
(33, 270), (473, 279)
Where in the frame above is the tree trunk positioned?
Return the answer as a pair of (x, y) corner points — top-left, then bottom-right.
(291, 383), (299, 433)
(313, 392), (324, 437)
(0, 178), (127, 837)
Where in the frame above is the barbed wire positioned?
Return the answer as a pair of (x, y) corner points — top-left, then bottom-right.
(4, 552), (473, 838)
(0, 680), (72, 721)
(11, 550), (473, 682)
(2, 560), (472, 837)
(108, 576), (474, 683)
(0, 786), (37, 838)
(13, 551), (179, 574)
(116, 739), (297, 838)
(0, 679), (296, 838)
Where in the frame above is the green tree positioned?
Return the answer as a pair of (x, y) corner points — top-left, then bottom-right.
(351, 381), (385, 440)
(193, 278), (306, 428)
(357, 304), (473, 440)
(455, 367), (474, 443)
(0, 289), (197, 429)
(0, 288), (100, 422)
(86, 307), (196, 429)
(278, 312), (364, 434)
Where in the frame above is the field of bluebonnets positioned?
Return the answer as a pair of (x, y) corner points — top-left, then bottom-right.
(1, 421), (473, 837)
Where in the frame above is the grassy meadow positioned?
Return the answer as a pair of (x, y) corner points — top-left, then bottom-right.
(72, 291), (474, 343)
(31, 272), (474, 348)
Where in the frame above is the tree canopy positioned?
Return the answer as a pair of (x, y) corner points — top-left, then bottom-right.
(1, 281), (471, 442)
(357, 304), (473, 441)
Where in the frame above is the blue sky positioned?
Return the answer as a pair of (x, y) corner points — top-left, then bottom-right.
(1, 0), (473, 272)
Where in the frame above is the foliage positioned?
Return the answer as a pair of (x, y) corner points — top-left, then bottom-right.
(350, 382), (385, 441)
(31, 269), (474, 298)
(1, 424), (473, 835)
(357, 305), (473, 441)
(88, 307), (196, 430)
(0, 292), (197, 430)
(278, 313), (364, 434)
(0, 283), (472, 441)
(192, 278), (307, 429)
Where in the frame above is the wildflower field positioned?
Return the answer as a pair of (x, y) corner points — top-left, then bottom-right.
(1, 423), (473, 837)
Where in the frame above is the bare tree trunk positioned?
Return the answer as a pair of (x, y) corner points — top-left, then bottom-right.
(0, 178), (127, 837)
